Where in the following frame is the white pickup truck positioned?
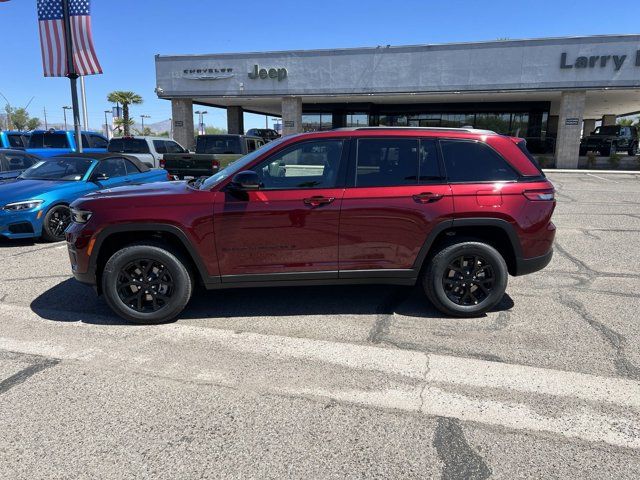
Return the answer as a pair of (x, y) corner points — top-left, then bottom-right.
(107, 136), (188, 168)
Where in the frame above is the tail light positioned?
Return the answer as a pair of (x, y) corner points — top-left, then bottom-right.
(159, 158), (166, 169)
(523, 188), (555, 201)
(212, 159), (220, 171)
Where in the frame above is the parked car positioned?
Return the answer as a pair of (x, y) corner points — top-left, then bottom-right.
(26, 129), (109, 158)
(0, 153), (170, 242)
(0, 131), (30, 149)
(246, 128), (280, 142)
(66, 127), (556, 324)
(107, 136), (187, 168)
(0, 149), (40, 180)
(161, 134), (265, 179)
(580, 125), (638, 156)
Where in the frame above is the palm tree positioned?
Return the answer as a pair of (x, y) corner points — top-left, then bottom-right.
(107, 91), (142, 136)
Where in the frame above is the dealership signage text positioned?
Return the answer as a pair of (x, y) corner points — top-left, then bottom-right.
(560, 51), (640, 71)
(248, 65), (288, 81)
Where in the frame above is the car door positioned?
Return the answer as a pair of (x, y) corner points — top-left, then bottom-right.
(338, 137), (454, 273)
(213, 138), (348, 278)
(90, 157), (131, 189)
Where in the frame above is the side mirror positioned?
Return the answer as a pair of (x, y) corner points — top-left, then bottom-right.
(91, 172), (109, 182)
(230, 170), (261, 190)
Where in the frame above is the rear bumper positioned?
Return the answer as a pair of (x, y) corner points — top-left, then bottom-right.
(514, 249), (553, 276)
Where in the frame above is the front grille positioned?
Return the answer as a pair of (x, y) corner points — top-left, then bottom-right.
(8, 222), (34, 234)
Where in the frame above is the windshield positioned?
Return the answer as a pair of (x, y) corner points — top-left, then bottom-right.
(593, 126), (620, 135)
(108, 138), (150, 154)
(199, 137), (287, 190)
(19, 157), (93, 181)
(28, 133), (69, 149)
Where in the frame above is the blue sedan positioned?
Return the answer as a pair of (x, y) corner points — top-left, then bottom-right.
(0, 153), (170, 241)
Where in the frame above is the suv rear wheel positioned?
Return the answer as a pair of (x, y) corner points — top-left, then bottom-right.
(102, 243), (193, 324)
(423, 241), (508, 317)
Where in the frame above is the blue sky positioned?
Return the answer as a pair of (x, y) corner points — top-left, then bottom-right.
(1, 0), (639, 132)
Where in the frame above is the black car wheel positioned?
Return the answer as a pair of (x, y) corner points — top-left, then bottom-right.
(41, 204), (71, 242)
(628, 143), (638, 156)
(102, 243), (193, 324)
(423, 241), (508, 317)
(599, 146), (611, 157)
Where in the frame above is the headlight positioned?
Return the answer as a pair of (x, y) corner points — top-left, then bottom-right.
(70, 208), (93, 224)
(3, 200), (44, 211)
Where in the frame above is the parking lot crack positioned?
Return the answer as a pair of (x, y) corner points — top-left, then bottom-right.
(559, 294), (640, 380)
(433, 416), (491, 480)
(0, 358), (60, 395)
(367, 287), (412, 344)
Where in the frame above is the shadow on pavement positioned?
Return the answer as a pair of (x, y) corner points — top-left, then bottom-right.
(31, 278), (514, 326)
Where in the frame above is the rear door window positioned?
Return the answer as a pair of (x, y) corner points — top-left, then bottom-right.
(90, 135), (108, 148)
(440, 140), (518, 183)
(28, 133), (69, 148)
(4, 152), (35, 171)
(124, 159), (141, 175)
(153, 140), (167, 154)
(7, 134), (26, 148)
(355, 138), (419, 187)
(108, 138), (151, 154)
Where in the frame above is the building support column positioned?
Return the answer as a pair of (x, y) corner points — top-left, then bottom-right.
(171, 98), (195, 151)
(281, 96), (302, 135)
(227, 106), (244, 134)
(555, 91), (586, 169)
(601, 114), (617, 126)
(583, 119), (596, 136)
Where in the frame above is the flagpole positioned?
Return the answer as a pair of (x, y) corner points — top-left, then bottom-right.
(61, 0), (83, 153)
(80, 75), (89, 130)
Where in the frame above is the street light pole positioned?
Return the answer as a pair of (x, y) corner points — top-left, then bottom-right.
(63, 106), (72, 130)
(104, 110), (112, 139)
(194, 110), (208, 135)
(140, 114), (151, 132)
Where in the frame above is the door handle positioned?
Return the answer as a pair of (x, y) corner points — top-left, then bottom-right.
(412, 192), (443, 204)
(303, 196), (335, 207)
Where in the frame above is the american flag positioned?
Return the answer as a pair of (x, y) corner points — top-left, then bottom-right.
(37, 0), (102, 77)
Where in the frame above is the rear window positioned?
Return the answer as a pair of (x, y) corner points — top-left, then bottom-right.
(197, 136), (241, 154)
(108, 138), (150, 154)
(28, 133), (69, 149)
(7, 134), (26, 148)
(515, 140), (544, 176)
(441, 140), (518, 183)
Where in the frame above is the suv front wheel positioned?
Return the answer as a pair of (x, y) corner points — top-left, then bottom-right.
(423, 241), (508, 317)
(102, 242), (193, 324)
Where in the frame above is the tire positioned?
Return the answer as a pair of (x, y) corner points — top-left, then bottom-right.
(101, 242), (193, 324)
(628, 143), (638, 156)
(423, 241), (508, 318)
(579, 147), (587, 156)
(599, 146), (611, 157)
(41, 204), (71, 242)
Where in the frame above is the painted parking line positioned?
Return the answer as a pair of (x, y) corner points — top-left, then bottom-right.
(586, 173), (619, 183)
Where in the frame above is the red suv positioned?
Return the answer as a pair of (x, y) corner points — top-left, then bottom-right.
(66, 128), (556, 324)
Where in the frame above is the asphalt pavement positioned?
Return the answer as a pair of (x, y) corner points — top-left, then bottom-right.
(0, 171), (639, 479)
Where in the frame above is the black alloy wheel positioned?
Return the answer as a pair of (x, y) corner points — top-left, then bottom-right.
(42, 205), (71, 242)
(102, 242), (193, 324)
(116, 259), (174, 313)
(423, 241), (508, 317)
(442, 254), (495, 306)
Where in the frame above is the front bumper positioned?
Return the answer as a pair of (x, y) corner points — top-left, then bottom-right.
(0, 208), (43, 239)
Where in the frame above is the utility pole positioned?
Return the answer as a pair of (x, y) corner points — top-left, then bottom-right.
(0, 91), (11, 130)
(63, 106), (72, 130)
(43, 107), (48, 129)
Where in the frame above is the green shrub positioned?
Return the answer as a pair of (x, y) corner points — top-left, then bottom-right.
(608, 153), (621, 169)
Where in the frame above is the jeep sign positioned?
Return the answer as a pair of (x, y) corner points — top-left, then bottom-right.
(248, 65), (288, 81)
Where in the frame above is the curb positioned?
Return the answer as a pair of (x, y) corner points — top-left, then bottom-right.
(544, 169), (640, 174)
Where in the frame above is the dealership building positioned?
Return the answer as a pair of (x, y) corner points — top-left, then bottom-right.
(155, 34), (640, 168)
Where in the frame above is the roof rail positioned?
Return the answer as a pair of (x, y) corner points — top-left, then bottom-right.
(332, 126), (497, 135)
